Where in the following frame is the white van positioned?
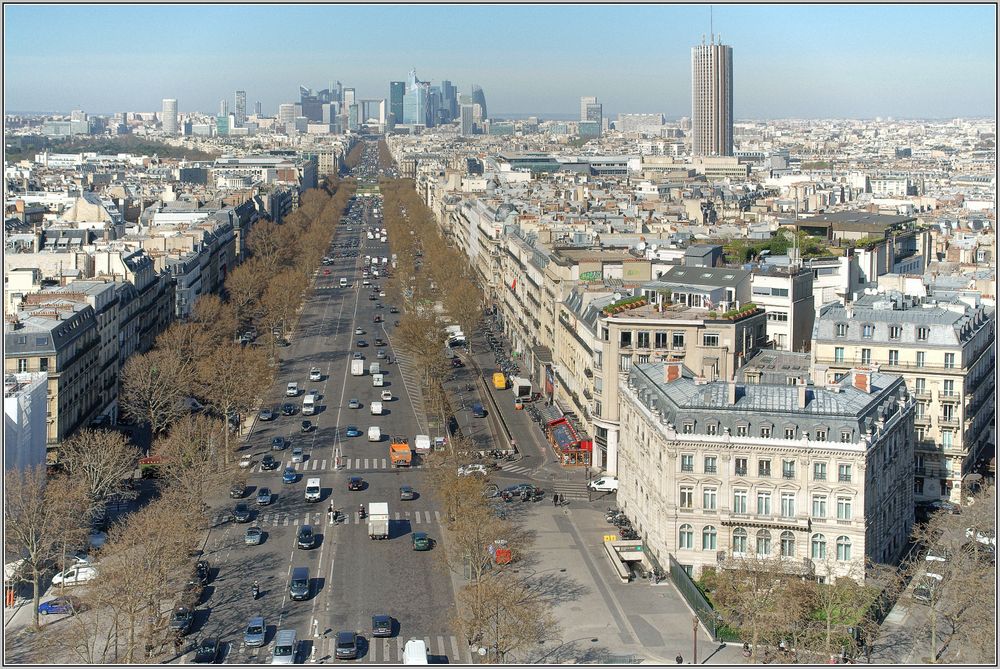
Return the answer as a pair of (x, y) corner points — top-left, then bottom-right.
(302, 393), (316, 416)
(368, 426), (381, 442)
(305, 478), (321, 502)
(372, 373), (384, 387)
(271, 629), (297, 664)
(370, 401), (382, 416)
(51, 564), (98, 586)
(369, 362), (380, 375)
(414, 435), (431, 454)
(340, 278), (348, 288)
(402, 639), (429, 665)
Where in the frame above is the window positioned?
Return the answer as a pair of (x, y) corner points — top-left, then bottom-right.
(834, 347), (845, 363)
(888, 350), (899, 366)
(620, 331), (632, 348)
(758, 459), (771, 477)
(767, 311), (789, 322)
(836, 536), (852, 561)
(17, 359), (28, 373)
(672, 332), (685, 349)
(942, 431), (953, 449)
(862, 324), (874, 338)
(811, 534), (827, 559)
(914, 477), (924, 494)
(780, 531), (795, 557)
(916, 351), (925, 368)
(703, 488), (717, 510)
(594, 401), (602, 417)
(736, 424), (748, 437)
(815, 429), (827, 442)
(784, 427), (796, 440)
(944, 353), (956, 369)
(782, 460), (795, 478)
(733, 528), (748, 554)
(756, 491), (772, 516)
(735, 458), (748, 477)
(702, 526), (717, 550)
(704, 456), (717, 473)
(679, 487), (694, 509)
(733, 489), (748, 514)
(840, 431), (852, 444)
(756, 529), (772, 555)
(781, 492), (796, 518)
(681, 454), (694, 471)
(682, 422), (693, 434)
(706, 423), (718, 436)
(914, 378), (926, 394)
(813, 462), (827, 480)
(637, 355), (650, 364)
(942, 379), (955, 396)
(703, 333), (720, 347)
(836, 323), (848, 337)
(636, 331), (650, 348)
(619, 355), (631, 372)
(889, 325), (902, 340)
(812, 495), (827, 518)
(861, 348), (871, 364)
(837, 497), (852, 521)
(917, 327), (929, 341)
(39, 358), (48, 372)
(678, 524), (693, 549)
(760, 426), (772, 438)
(838, 464), (852, 482)
(655, 332), (668, 348)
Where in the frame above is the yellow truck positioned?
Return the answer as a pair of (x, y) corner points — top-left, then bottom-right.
(389, 437), (412, 467)
(492, 372), (507, 390)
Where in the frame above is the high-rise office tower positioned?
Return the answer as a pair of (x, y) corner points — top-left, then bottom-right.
(254, 100), (262, 117)
(219, 99), (229, 117)
(234, 90), (247, 127)
(162, 98), (178, 134)
(278, 103), (297, 130)
(471, 85), (487, 121)
(580, 96), (597, 122)
(460, 104), (474, 136)
(441, 80), (457, 121)
(389, 81), (406, 126)
(691, 35), (733, 156)
(580, 96), (603, 137)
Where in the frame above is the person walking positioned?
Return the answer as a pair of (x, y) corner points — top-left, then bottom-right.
(675, 654), (683, 664)
(552, 493), (559, 507)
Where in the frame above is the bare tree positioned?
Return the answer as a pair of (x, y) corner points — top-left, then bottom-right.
(119, 349), (191, 435)
(4, 467), (91, 630)
(59, 428), (141, 512)
(152, 414), (232, 511)
(197, 343), (270, 465)
(456, 573), (558, 663)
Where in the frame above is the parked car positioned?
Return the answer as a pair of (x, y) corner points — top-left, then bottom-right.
(335, 631), (358, 659)
(377, 350), (386, 359)
(38, 595), (83, 616)
(256, 487), (273, 506)
(345, 426), (362, 437)
(244, 525), (264, 545)
(371, 614), (393, 638)
(259, 408), (275, 421)
(588, 476), (619, 493)
(374, 338), (385, 347)
(913, 573), (943, 603)
(239, 454), (253, 469)
(291, 448), (304, 463)
(169, 606), (194, 635)
(412, 532), (432, 551)
(348, 398), (361, 409)
(51, 565), (98, 587)
(195, 559), (210, 585)
(966, 527), (996, 547)
(389, 306), (399, 313)
(399, 485), (416, 501)
(232, 503), (252, 523)
(191, 636), (221, 663)
(309, 367), (322, 381)
(282, 467), (298, 484)
(271, 436), (287, 451)
(457, 464), (488, 477)
(380, 390), (392, 401)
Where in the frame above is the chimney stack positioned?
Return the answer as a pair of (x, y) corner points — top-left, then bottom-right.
(798, 384), (809, 409)
(664, 361), (682, 383)
(852, 367), (873, 394)
(728, 382), (739, 404)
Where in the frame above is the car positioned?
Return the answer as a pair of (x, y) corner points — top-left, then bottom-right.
(195, 559), (211, 585)
(291, 447), (304, 463)
(451, 358), (463, 368)
(348, 398), (361, 409)
(230, 482), (247, 498)
(259, 408), (275, 421)
(352, 352), (363, 360)
(381, 390), (392, 401)
(471, 402), (485, 417)
(371, 614), (393, 638)
(345, 426), (362, 437)
(296, 525), (316, 549)
(377, 350), (386, 359)
(282, 466), (298, 484)
(501, 483), (540, 500)
(379, 291), (386, 297)
(271, 436), (287, 451)
(373, 338), (385, 347)
(256, 487), (274, 506)
(38, 595), (83, 616)
(232, 503), (252, 523)
(357, 340), (367, 347)
(588, 476), (620, 493)
(323, 269), (331, 276)
(309, 367), (322, 381)
(334, 631), (358, 659)
(355, 328), (364, 335)
(244, 525), (264, 545)
(457, 464), (488, 477)
(51, 565), (98, 586)
(244, 616), (267, 648)
(412, 532), (432, 551)
(281, 403), (296, 416)
(239, 454), (253, 469)
(170, 606), (194, 635)
(191, 636), (221, 663)
(389, 306), (399, 313)
(369, 295), (377, 301)
(286, 382), (299, 397)
(261, 454), (279, 470)
(966, 527), (996, 547)
(348, 476), (364, 491)
(399, 485), (415, 501)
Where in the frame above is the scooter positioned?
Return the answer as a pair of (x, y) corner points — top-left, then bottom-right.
(358, 505), (366, 519)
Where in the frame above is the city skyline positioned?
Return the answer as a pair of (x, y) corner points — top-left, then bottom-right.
(3, 4), (997, 118)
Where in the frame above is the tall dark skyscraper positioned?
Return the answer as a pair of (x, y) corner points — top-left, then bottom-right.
(441, 80), (457, 121)
(691, 35), (733, 156)
(471, 85), (487, 121)
(389, 81), (405, 126)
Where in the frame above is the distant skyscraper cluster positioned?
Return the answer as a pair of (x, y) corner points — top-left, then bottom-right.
(389, 69), (475, 133)
(691, 34), (733, 156)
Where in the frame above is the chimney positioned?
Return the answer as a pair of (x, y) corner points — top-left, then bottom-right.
(664, 361), (682, 383)
(798, 384), (809, 409)
(852, 367), (873, 394)
(728, 382), (739, 404)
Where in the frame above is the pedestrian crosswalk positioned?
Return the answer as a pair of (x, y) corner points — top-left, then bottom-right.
(548, 480), (591, 501)
(213, 509), (445, 527)
(253, 457), (427, 474)
(498, 463), (534, 477)
(225, 633), (470, 664)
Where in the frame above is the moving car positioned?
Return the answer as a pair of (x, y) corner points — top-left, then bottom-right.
(296, 525), (316, 549)
(335, 631), (358, 659)
(282, 467), (298, 484)
(244, 616), (267, 648)
(309, 367), (322, 381)
(291, 447), (304, 463)
(239, 454), (253, 469)
(271, 629), (298, 665)
(289, 567), (310, 600)
(259, 408), (275, 421)
(286, 382), (299, 397)
(348, 398), (361, 409)
(345, 426), (362, 437)
(389, 306), (399, 313)
(348, 476), (364, 491)
(38, 595), (83, 616)
(355, 328), (365, 335)
(412, 532), (432, 551)
(588, 476), (619, 493)
(256, 487), (273, 506)
(244, 525), (264, 545)
(374, 338), (385, 347)
(377, 350), (386, 359)
(501, 483), (541, 500)
(232, 503), (252, 523)
(271, 436), (287, 451)
(191, 636), (221, 663)
(371, 615), (393, 638)
(399, 485), (416, 501)
(281, 403), (297, 416)
(356, 339), (368, 347)
(260, 454), (279, 470)
(230, 482), (247, 498)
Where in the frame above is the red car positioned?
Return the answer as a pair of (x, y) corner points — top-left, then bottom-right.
(323, 269), (331, 276)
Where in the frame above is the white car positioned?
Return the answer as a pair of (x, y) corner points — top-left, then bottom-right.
(966, 527), (996, 547)
(286, 382), (299, 397)
(457, 464), (488, 477)
(309, 367), (322, 381)
(51, 565), (98, 587)
(379, 291), (386, 297)
(381, 390), (393, 401)
(588, 476), (619, 493)
(355, 328), (364, 335)
(239, 454), (253, 469)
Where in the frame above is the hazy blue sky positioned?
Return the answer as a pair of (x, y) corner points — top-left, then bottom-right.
(3, 4), (996, 118)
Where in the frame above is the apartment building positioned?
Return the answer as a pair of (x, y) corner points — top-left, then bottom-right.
(813, 292), (995, 503)
(4, 372), (49, 471)
(750, 265), (814, 351)
(618, 361), (915, 583)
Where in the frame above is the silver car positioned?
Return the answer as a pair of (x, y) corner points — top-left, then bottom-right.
(244, 616), (266, 647)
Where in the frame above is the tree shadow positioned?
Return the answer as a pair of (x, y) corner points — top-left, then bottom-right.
(518, 570), (589, 606)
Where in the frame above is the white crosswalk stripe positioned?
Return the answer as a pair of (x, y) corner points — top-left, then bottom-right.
(500, 464), (533, 477)
(321, 460), (327, 470)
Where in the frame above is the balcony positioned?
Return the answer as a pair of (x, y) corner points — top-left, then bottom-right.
(912, 390), (931, 400)
(938, 392), (961, 403)
(583, 368), (593, 379)
(938, 417), (960, 428)
(735, 467), (748, 477)
(914, 415), (931, 426)
(758, 470), (772, 479)
(782, 471), (796, 480)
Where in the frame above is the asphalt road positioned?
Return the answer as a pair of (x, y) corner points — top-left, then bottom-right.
(196, 151), (465, 665)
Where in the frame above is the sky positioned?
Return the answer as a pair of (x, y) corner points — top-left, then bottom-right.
(3, 3), (996, 119)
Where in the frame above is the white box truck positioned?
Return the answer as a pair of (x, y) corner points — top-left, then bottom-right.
(368, 426), (381, 442)
(402, 639), (429, 665)
(369, 362), (380, 375)
(372, 373), (384, 387)
(510, 376), (532, 399)
(370, 401), (382, 416)
(302, 393), (317, 416)
(305, 478), (321, 502)
(414, 434), (431, 454)
(368, 502), (389, 540)
(351, 359), (364, 376)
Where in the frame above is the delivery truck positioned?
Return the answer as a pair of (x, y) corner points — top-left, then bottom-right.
(414, 434), (431, 454)
(510, 376), (532, 399)
(351, 359), (364, 376)
(369, 362), (380, 375)
(389, 437), (412, 467)
(372, 373), (384, 387)
(492, 372), (507, 390)
(368, 426), (381, 442)
(368, 502), (389, 540)
(370, 401), (383, 415)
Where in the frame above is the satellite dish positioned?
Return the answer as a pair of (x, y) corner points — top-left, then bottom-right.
(649, 244), (658, 252)
(613, 292), (622, 301)
(636, 241), (646, 252)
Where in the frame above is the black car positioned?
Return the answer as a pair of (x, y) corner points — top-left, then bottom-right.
(169, 606), (194, 636)
(271, 436), (287, 451)
(371, 614), (393, 638)
(389, 306), (399, 313)
(296, 524), (316, 549)
(232, 503), (252, 523)
(373, 338), (385, 347)
(191, 636), (221, 663)
(335, 631), (358, 659)
(260, 454), (279, 470)
(348, 476), (364, 491)
(230, 482), (247, 498)
(195, 559), (211, 585)
(356, 340), (367, 347)
(281, 403), (297, 416)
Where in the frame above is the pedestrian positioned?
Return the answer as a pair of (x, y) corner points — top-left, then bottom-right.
(552, 493), (559, 507)
(675, 654), (683, 664)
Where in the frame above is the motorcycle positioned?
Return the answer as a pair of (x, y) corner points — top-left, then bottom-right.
(358, 505), (366, 519)
(251, 583), (260, 600)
